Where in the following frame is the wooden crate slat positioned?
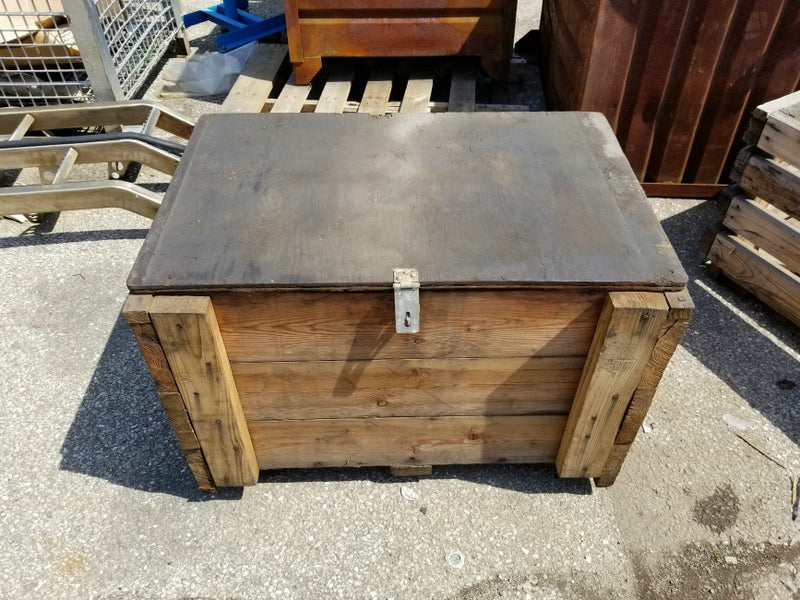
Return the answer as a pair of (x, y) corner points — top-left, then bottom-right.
(212, 290), (605, 363)
(448, 65), (477, 112)
(400, 72), (434, 114)
(221, 44), (288, 113)
(234, 355), (585, 420)
(357, 68), (394, 115)
(723, 195), (800, 275)
(556, 292), (669, 478)
(250, 415), (567, 469)
(314, 66), (354, 114)
(149, 296), (260, 487)
(708, 232), (800, 327)
(759, 109), (800, 168)
(271, 74), (313, 113)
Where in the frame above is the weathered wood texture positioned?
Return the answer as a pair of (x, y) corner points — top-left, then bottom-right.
(122, 295), (215, 492)
(594, 290), (693, 487)
(556, 292), (669, 478)
(706, 91), (800, 326)
(283, 0), (516, 83)
(541, 0), (800, 186)
(149, 296), (259, 487)
(250, 415), (566, 469)
(221, 44), (288, 113)
(128, 113), (686, 294)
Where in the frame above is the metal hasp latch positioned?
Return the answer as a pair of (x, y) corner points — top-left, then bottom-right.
(393, 268), (420, 334)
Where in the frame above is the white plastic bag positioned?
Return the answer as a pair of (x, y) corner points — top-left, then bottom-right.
(161, 42), (256, 96)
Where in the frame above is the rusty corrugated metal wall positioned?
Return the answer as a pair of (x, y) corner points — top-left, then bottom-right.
(540, 0), (800, 185)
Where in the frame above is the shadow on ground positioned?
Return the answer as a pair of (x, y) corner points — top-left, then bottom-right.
(660, 199), (800, 444)
(60, 314), (592, 499)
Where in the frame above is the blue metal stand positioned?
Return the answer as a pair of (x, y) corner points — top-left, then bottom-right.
(183, 0), (286, 53)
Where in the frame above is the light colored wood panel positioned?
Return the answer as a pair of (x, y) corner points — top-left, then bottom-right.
(724, 195), (800, 275)
(556, 292), (669, 478)
(149, 296), (259, 487)
(315, 66), (353, 113)
(753, 90), (800, 122)
(740, 153), (800, 219)
(250, 415), (567, 469)
(233, 356), (584, 420)
(271, 74), (313, 113)
(614, 290), (692, 445)
(448, 66), (476, 112)
(213, 290), (605, 362)
(708, 233), (800, 327)
(122, 295), (215, 491)
(400, 74), (434, 113)
(221, 44), (287, 113)
(760, 110), (800, 167)
(357, 68), (393, 115)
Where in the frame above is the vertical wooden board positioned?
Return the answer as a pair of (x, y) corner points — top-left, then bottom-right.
(579, 0), (639, 129)
(448, 65), (476, 112)
(221, 44), (288, 114)
(149, 296), (259, 487)
(687, 0), (787, 183)
(617, 0), (690, 179)
(613, 290), (693, 446)
(357, 68), (393, 115)
(315, 66), (353, 113)
(400, 72), (434, 113)
(594, 443), (631, 487)
(647, 0), (738, 182)
(122, 295), (216, 491)
(271, 74), (313, 113)
(708, 233), (800, 327)
(556, 291), (669, 478)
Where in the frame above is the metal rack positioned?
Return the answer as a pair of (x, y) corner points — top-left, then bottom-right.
(0, 0), (185, 106)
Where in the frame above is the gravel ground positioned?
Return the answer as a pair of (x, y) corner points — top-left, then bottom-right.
(2, 2), (800, 599)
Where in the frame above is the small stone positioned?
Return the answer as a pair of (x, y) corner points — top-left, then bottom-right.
(642, 423), (653, 434)
(400, 486), (419, 501)
(419, 505), (428, 515)
(724, 556), (738, 565)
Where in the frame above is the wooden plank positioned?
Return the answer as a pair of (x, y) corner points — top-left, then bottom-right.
(128, 113), (687, 294)
(641, 182), (724, 198)
(724, 196), (800, 275)
(270, 73), (313, 113)
(213, 290), (604, 362)
(233, 356), (585, 420)
(579, 0), (639, 130)
(708, 232), (800, 327)
(357, 68), (393, 115)
(448, 66), (476, 112)
(556, 292), (669, 478)
(249, 415), (567, 469)
(149, 296), (259, 487)
(594, 444), (631, 488)
(740, 153), (800, 219)
(221, 44), (287, 113)
(315, 66), (353, 113)
(122, 295), (215, 492)
(647, 0), (738, 182)
(688, 0), (788, 183)
(759, 110), (800, 168)
(617, 0), (690, 179)
(400, 72), (434, 114)
(610, 290), (693, 447)
(753, 90), (800, 123)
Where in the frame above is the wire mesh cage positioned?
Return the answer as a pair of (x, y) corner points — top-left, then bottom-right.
(0, 0), (183, 106)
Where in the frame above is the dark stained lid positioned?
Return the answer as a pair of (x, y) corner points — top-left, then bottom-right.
(127, 112), (686, 293)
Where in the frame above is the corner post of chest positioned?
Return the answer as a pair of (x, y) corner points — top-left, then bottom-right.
(125, 294), (259, 488)
(555, 290), (677, 480)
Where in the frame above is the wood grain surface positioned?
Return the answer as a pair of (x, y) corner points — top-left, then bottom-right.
(249, 415), (567, 468)
(127, 112), (686, 293)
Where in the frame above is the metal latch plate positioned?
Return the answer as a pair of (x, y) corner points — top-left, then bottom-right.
(393, 268), (420, 334)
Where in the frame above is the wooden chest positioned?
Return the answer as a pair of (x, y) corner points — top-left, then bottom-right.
(282, 0), (517, 84)
(124, 112), (691, 491)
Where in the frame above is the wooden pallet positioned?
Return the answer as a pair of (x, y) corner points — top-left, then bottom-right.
(705, 91), (800, 327)
(221, 44), (529, 116)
